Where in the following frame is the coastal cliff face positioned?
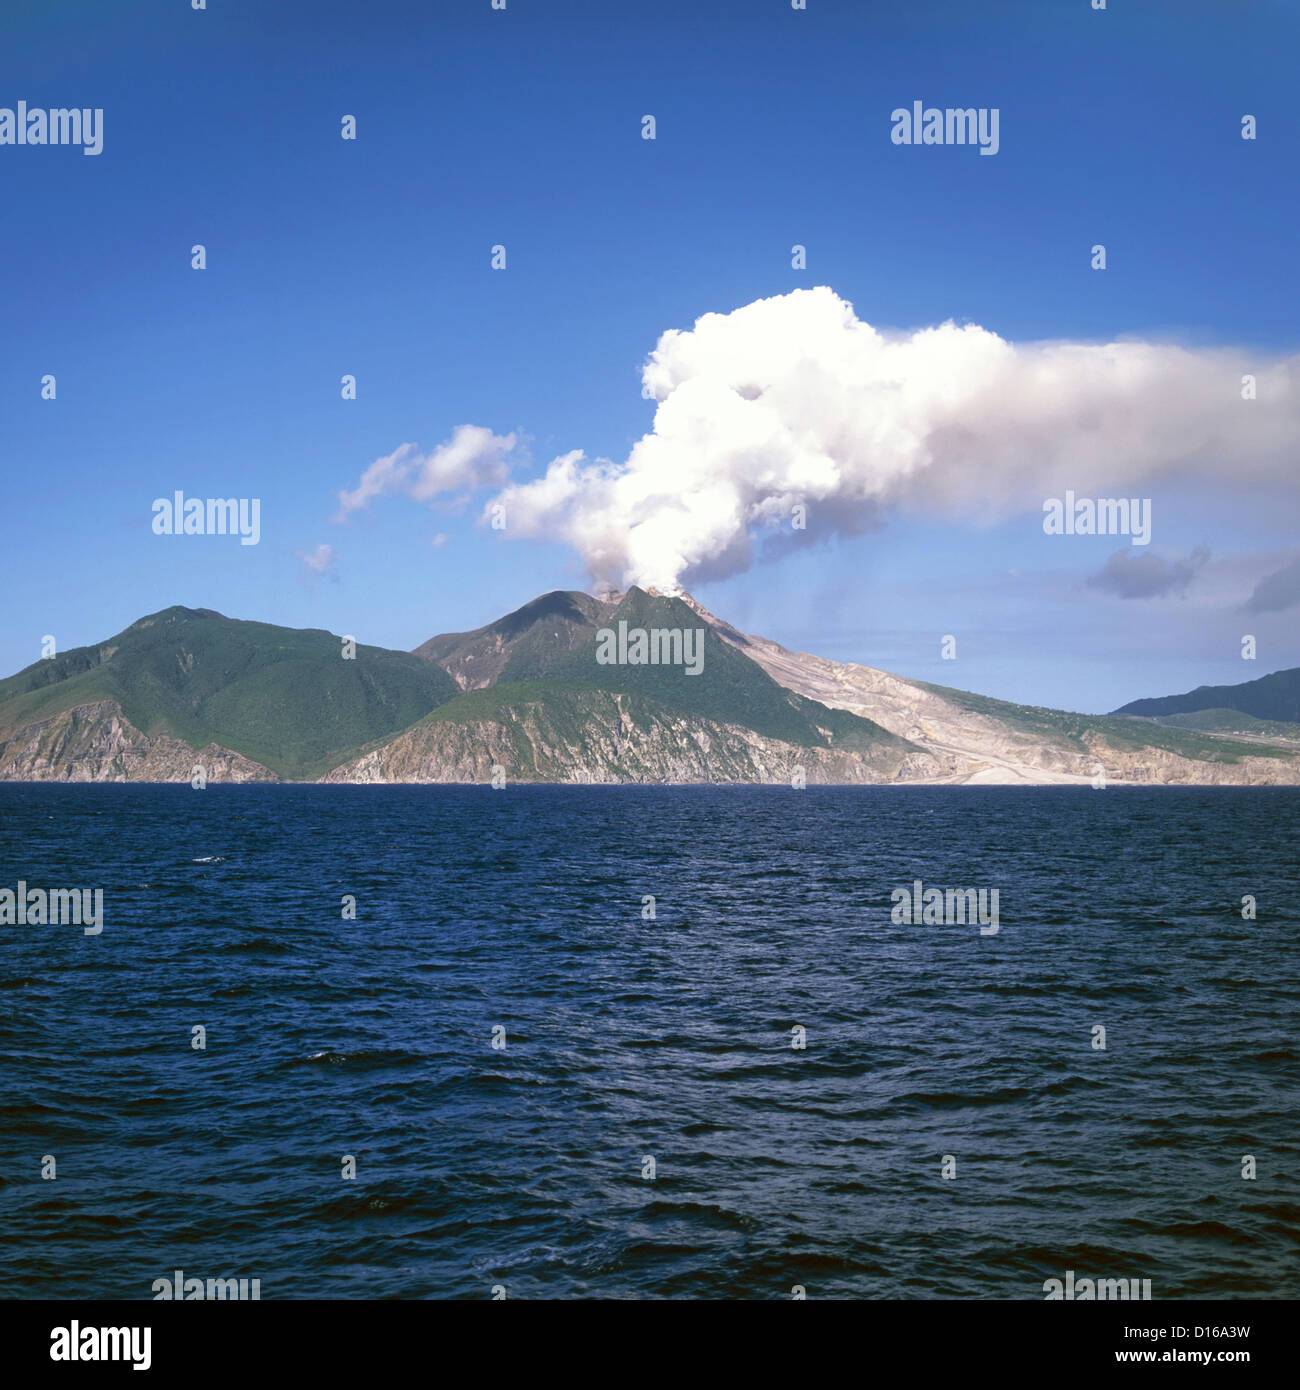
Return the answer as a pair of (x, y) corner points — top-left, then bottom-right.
(321, 688), (943, 785)
(3, 687), (1295, 787)
(0, 594), (1297, 786)
(0, 606), (457, 784)
(0, 700), (276, 783)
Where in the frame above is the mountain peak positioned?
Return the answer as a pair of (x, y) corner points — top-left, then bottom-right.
(413, 589), (615, 689)
(3, 591), (1298, 786)
(129, 605), (228, 630)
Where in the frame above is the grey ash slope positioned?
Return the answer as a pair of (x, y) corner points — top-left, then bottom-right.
(672, 595), (1300, 785)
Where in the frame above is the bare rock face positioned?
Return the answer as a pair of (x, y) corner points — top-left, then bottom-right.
(0, 700), (276, 783)
(321, 689), (944, 785)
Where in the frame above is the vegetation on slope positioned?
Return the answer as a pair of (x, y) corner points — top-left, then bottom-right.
(1146, 708), (1300, 741)
(414, 590), (610, 686)
(0, 607), (461, 779)
(549, 588), (909, 751)
(1113, 666), (1300, 724)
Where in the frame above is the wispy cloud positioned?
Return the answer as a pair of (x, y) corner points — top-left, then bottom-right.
(296, 542), (338, 577)
(335, 426), (517, 521)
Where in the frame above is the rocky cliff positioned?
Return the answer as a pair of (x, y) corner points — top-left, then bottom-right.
(0, 700), (276, 782)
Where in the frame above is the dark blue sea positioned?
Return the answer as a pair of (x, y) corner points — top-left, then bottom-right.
(1, 784), (1297, 1300)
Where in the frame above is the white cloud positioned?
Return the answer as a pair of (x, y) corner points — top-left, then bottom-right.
(335, 443), (417, 518)
(335, 426), (517, 520)
(409, 425), (516, 500)
(486, 287), (1300, 592)
(296, 542), (337, 576)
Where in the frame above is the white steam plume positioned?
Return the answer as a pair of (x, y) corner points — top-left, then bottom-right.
(486, 287), (1300, 592)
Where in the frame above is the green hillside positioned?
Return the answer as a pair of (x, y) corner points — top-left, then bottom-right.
(1146, 708), (1300, 741)
(548, 588), (907, 751)
(1113, 666), (1300, 723)
(0, 606), (461, 779)
(6, 594), (1293, 784)
(414, 590), (609, 687)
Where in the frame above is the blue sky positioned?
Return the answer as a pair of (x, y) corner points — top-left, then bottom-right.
(2, 0), (1298, 712)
